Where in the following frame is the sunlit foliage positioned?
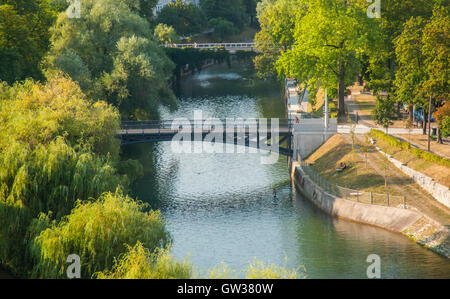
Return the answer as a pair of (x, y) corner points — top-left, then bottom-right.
(44, 0), (176, 119)
(95, 241), (191, 279)
(30, 191), (170, 278)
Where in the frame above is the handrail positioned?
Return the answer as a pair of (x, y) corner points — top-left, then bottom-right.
(299, 161), (408, 209)
(162, 43), (256, 49)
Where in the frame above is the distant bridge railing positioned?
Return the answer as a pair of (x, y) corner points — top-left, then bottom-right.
(162, 43), (256, 50)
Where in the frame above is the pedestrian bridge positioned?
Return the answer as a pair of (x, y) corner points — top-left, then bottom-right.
(162, 42), (256, 52)
(118, 119), (292, 156)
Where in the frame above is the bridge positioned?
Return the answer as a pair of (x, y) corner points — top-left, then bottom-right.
(162, 42), (256, 52)
(118, 119), (293, 156)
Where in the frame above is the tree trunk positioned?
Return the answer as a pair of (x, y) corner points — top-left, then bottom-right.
(437, 126), (443, 144)
(338, 61), (346, 117)
(427, 96), (432, 152)
(422, 113), (427, 135)
(409, 104), (414, 121)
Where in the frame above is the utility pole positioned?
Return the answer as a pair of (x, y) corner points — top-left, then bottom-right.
(428, 95), (432, 152)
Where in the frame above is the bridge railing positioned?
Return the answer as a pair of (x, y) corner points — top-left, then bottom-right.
(300, 161), (408, 209)
(162, 43), (256, 49)
(121, 118), (293, 132)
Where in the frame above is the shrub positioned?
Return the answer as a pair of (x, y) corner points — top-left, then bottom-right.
(30, 190), (171, 278)
(95, 242), (192, 279)
(370, 129), (450, 167)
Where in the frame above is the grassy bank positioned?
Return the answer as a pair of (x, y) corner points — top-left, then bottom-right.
(369, 129), (450, 187)
(305, 134), (401, 195)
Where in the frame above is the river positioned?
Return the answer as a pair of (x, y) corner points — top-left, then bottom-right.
(122, 62), (450, 278)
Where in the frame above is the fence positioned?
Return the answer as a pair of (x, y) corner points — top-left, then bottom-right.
(300, 161), (408, 209)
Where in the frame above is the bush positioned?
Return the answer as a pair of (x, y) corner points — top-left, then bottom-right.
(370, 129), (450, 167)
(95, 242), (192, 279)
(30, 190), (171, 278)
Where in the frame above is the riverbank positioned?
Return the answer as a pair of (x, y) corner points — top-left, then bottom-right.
(295, 133), (450, 258)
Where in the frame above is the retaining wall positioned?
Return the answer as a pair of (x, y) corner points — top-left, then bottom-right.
(292, 165), (423, 233)
(376, 147), (450, 209)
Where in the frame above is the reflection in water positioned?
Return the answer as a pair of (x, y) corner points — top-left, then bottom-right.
(122, 63), (450, 278)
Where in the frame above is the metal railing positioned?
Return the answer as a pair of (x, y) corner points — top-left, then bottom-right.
(120, 119), (294, 135)
(162, 43), (256, 49)
(300, 161), (408, 209)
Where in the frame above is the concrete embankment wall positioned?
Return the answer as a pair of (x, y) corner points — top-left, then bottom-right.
(292, 119), (338, 159)
(292, 165), (449, 257)
(292, 165), (423, 232)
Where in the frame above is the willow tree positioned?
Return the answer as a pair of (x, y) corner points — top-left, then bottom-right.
(0, 76), (127, 275)
(44, 0), (176, 119)
(275, 0), (382, 117)
(31, 191), (171, 278)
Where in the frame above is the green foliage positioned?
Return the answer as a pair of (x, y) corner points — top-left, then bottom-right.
(154, 23), (180, 45)
(0, 76), (120, 156)
(101, 35), (176, 119)
(156, 0), (207, 36)
(365, 0), (435, 94)
(44, 0), (175, 119)
(31, 190), (171, 278)
(244, 259), (299, 279)
(0, 0), (57, 82)
(434, 102), (450, 137)
(254, 0), (300, 78)
(394, 4), (449, 107)
(0, 76), (132, 276)
(274, 0), (382, 116)
(200, 0), (248, 30)
(96, 245), (301, 279)
(372, 96), (398, 131)
(95, 241), (192, 279)
(208, 18), (239, 41)
(370, 129), (450, 167)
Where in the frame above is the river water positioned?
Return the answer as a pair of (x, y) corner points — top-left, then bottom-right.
(122, 63), (450, 278)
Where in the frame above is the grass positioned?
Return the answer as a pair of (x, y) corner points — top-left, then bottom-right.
(370, 129), (450, 187)
(306, 134), (401, 195)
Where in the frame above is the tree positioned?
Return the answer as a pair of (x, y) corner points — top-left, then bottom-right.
(434, 102), (450, 140)
(156, 0), (207, 36)
(275, 0), (382, 118)
(31, 191), (171, 278)
(421, 6), (449, 103)
(200, 0), (248, 30)
(394, 5), (449, 141)
(372, 96), (398, 134)
(254, 0), (301, 78)
(44, 0), (176, 119)
(365, 0), (434, 96)
(101, 36), (177, 119)
(0, 76), (131, 275)
(154, 23), (179, 45)
(393, 16), (429, 130)
(243, 0), (258, 26)
(0, 0), (57, 82)
(208, 18), (239, 41)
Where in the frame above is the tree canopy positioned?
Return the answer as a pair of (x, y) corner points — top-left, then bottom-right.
(44, 0), (176, 119)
